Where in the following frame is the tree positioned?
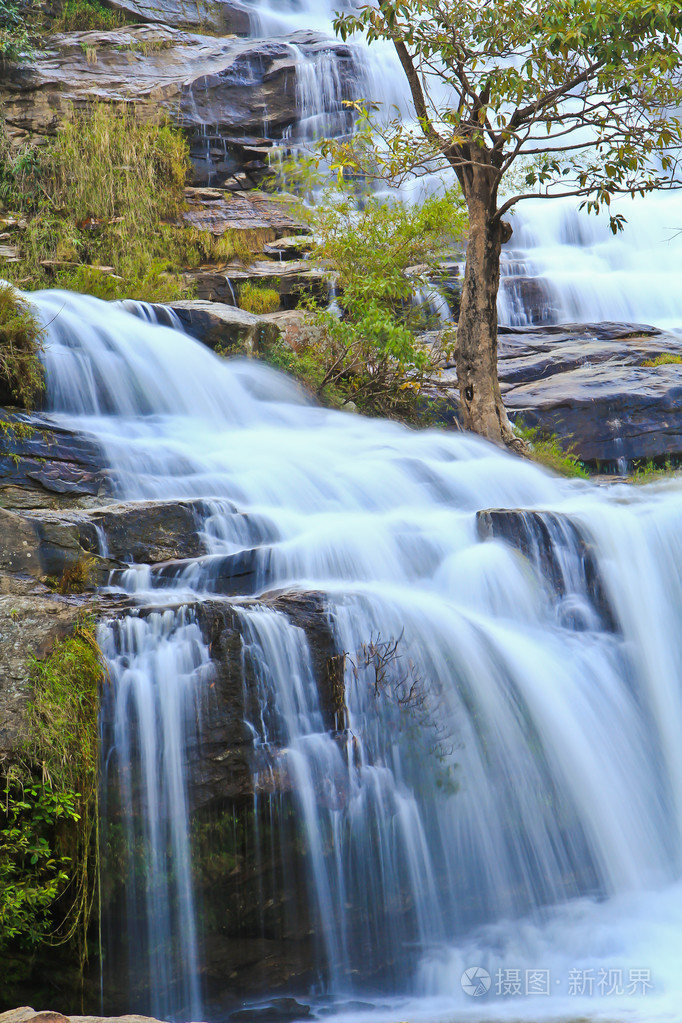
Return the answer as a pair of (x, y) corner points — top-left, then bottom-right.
(332, 1), (682, 446)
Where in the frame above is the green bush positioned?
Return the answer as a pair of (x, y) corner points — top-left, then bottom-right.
(0, 0), (39, 62)
(275, 185), (465, 420)
(0, 282), (45, 409)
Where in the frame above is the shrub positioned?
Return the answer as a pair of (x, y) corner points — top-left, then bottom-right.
(239, 282), (281, 314)
(53, 556), (97, 595)
(0, 0), (39, 62)
(273, 185), (465, 420)
(0, 282), (45, 409)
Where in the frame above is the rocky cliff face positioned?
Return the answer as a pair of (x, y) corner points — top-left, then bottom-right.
(2, 15), (361, 185)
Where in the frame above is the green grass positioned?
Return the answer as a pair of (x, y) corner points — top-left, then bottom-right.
(1, 621), (105, 985)
(641, 353), (682, 368)
(514, 423), (590, 479)
(239, 281), (281, 314)
(0, 282), (45, 409)
(631, 458), (682, 484)
(54, 0), (126, 31)
(0, 107), (256, 301)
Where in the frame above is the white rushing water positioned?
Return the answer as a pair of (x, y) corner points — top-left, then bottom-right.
(27, 288), (682, 1022)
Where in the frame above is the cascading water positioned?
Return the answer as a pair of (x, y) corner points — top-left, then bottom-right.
(32, 287), (682, 1021)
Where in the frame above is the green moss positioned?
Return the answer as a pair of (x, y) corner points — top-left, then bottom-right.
(0, 621), (105, 977)
(641, 353), (682, 368)
(513, 423), (590, 479)
(0, 282), (45, 410)
(239, 282), (281, 314)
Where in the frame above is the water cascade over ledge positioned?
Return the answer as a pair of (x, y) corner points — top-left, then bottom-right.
(30, 288), (682, 1022)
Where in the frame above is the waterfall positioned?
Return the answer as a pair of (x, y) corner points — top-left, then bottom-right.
(30, 288), (682, 1020)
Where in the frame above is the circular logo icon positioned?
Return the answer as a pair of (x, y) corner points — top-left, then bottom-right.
(461, 965), (491, 997)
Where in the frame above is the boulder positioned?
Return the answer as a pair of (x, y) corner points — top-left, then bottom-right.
(181, 190), (307, 242)
(161, 299), (282, 351)
(186, 260), (327, 309)
(0, 413), (111, 511)
(429, 322), (682, 466)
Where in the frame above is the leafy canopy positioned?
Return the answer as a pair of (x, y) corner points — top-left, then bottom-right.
(333, 0), (682, 226)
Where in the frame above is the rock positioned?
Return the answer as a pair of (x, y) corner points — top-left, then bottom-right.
(229, 998), (311, 1023)
(0, 412), (111, 510)
(262, 236), (312, 260)
(25, 499), (211, 570)
(159, 300), (282, 352)
(0, 1008), (39, 1023)
(181, 190), (306, 242)
(102, 0), (253, 34)
(428, 322), (682, 465)
(2, 28), (361, 184)
(477, 509), (617, 632)
(0, 1012), (181, 1023)
(188, 261), (327, 309)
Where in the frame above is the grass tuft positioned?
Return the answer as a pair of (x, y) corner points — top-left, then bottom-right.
(54, 0), (125, 31)
(514, 422), (589, 479)
(641, 353), (682, 368)
(239, 282), (281, 314)
(0, 282), (45, 409)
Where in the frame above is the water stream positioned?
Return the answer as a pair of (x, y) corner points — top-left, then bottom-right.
(26, 287), (682, 1022)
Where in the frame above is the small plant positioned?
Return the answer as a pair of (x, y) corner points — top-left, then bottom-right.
(52, 556), (97, 595)
(513, 423), (590, 479)
(0, 282), (45, 409)
(641, 353), (682, 368)
(239, 282), (281, 314)
(57, 262), (191, 303)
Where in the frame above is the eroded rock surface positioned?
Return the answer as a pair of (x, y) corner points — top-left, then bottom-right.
(432, 322), (682, 465)
(2, 28), (360, 183)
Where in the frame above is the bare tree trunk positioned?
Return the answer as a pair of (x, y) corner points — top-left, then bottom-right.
(456, 187), (520, 449)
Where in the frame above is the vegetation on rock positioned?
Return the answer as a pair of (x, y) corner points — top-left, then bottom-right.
(256, 182), (465, 421)
(0, 282), (45, 410)
(239, 282), (281, 314)
(0, 108), (249, 301)
(54, 0), (126, 31)
(513, 423), (589, 480)
(641, 353), (682, 368)
(1, 620), (105, 990)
